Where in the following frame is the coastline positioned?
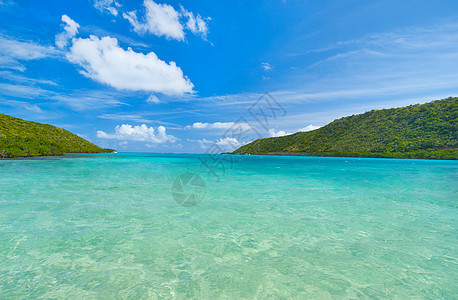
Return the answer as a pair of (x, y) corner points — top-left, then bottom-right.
(226, 150), (458, 160)
(0, 150), (116, 159)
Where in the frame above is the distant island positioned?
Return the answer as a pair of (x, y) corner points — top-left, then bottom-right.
(0, 113), (114, 158)
(232, 97), (457, 160)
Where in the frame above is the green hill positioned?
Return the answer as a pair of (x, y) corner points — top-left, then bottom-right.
(232, 97), (458, 160)
(0, 113), (114, 158)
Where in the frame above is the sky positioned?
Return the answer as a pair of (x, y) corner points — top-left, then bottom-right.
(0, 0), (457, 153)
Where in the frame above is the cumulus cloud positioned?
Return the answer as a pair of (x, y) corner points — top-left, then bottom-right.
(96, 124), (177, 143)
(55, 15), (80, 49)
(214, 137), (251, 151)
(94, 0), (121, 16)
(268, 125), (321, 137)
(123, 0), (210, 41)
(123, 0), (184, 40)
(66, 35), (194, 95)
(262, 62), (272, 71)
(215, 137), (241, 147)
(0, 35), (57, 71)
(268, 129), (292, 137)
(299, 124), (321, 132)
(146, 94), (160, 104)
(185, 121), (252, 130)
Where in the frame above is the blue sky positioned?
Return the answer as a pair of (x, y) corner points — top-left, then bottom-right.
(1, 0), (457, 153)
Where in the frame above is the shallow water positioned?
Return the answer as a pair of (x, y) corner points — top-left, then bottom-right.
(0, 153), (457, 298)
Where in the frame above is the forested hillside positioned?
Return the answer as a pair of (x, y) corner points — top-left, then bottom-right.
(232, 97), (457, 159)
(0, 113), (113, 158)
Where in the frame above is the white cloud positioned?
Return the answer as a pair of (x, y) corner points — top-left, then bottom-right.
(123, 0), (210, 41)
(268, 125), (320, 137)
(146, 94), (160, 104)
(287, 23), (458, 103)
(0, 0), (14, 6)
(185, 122), (205, 129)
(216, 137), (241, 147)
(268, 129), (292, 137)
(0, 99), (43, 113)
(55, 15), (80, 49)
(299, 124), (321, 132)
(50, 92), (125, 111)
(181, 7), (210, 39)
(0, 71), (57, 86)
(123, 0), (184, 40)
(0, 81), (125, 111)
(188, 136), (251, 152)
(261, 62), (272, 71)
(214, 137), (251, 151)
(187, 138), (213, 149)
(97, 113), (181, 128)
(185, 121), (252, 130)
(94, 0), (121, 16)
(66, 35), (194, 95)
(0, 35), (57, 71)
(0, 82), (51, 98)
(97, 124), (177, 143)
(98, 113), (154, 123)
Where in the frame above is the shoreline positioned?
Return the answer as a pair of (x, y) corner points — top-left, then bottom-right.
(226, 151), (458, 160)
(0, 150), (116, 159)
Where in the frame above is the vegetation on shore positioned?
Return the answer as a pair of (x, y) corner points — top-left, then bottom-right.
(232, 97), (458, 160)
(0, 113), (114, 158)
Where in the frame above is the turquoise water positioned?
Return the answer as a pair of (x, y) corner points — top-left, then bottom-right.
(0, 153), (457, 299)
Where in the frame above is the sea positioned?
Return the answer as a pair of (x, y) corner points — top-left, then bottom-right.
(0, 153), (456, 298)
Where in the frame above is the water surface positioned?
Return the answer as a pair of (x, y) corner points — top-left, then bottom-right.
(0, 153), (456, 298)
